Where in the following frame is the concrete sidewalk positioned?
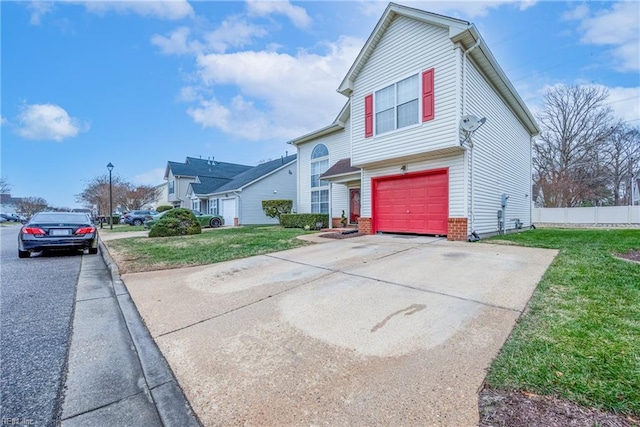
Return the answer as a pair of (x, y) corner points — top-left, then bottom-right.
(120, 235), (558, 426)
(61, 244), (200, 426)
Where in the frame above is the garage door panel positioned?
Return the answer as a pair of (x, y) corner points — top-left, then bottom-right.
(374, 169), (448, 235)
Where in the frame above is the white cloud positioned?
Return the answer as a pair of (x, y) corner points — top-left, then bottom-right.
(0, 117), (8, 126)
(188, 96), (274, 140)
(566, 2), (640, 72)
(152, 17), (267, 56)
(151, 27), (203, 55)
(16, 103), (88, 142)
(188, 36), (362, 140)
(606, 86), (640, 124)
(133, 168), (166, 186)
(246, 0), (311, 29)
(27, 1), (55, 25)
(81, 0), (194, 21)
(204, 16), (267, 53)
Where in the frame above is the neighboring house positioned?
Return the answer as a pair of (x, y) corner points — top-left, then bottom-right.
(142, 182), (168, 210)
(288, 3), (539, 240)
(164, 157), (252, 209)
(0, 193), (23, 214)
(187, 155), (297, 226)
(633, 178), (640, 206)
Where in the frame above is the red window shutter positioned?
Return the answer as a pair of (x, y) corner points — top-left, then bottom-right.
(364, 94), (373, 138)
(422, 68), (434, 122)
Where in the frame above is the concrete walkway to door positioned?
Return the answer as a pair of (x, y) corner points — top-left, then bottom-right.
(119, 235), (557, 426)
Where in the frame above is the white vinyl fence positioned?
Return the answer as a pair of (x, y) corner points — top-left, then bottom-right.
(533, 206), (640, 224)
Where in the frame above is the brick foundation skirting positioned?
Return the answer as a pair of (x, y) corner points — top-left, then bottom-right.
(331, 217), (342, 228)
(447, 217), (468, 241)
(358, 217), (373, 234)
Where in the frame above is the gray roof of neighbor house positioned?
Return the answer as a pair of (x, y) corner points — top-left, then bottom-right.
(207, 155), (297, 195)
(190, 177), (233, 195)
(165, 157), (252, 179)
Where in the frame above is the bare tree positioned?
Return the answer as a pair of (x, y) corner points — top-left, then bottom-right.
(533, 85), (618, 207)
(0, 177), (10, 194)
(76, 175), (159, 214)
(118, 183), (159, 211)
(76, 174), (128, 216)
(603, 124), (640, 205)
(16, 197), (48, 218)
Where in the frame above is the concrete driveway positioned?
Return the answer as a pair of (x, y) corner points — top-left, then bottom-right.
(121, 235), (557, 426)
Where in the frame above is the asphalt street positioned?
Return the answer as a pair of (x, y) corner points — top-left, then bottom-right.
(0, 224), (80, 426)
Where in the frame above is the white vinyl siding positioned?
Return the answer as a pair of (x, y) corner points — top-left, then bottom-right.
(464, 57), (532, 235)
(239, 163), (297, 224)
(296, 117), (352, 217)
(360, 152), (465, 218)
(352, 16), (458, 166)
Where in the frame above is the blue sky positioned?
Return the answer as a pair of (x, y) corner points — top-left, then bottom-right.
(1, 0), (639, 208)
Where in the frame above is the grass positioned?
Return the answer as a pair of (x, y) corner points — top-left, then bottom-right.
(99, 224), (146, 233)
(484, 228), (640, 416)
(103, 225), (316, 273)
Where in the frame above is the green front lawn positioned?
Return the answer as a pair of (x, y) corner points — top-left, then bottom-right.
(485, 229), (640, 416)
(104, 225), (315, 273)
(99, 224), (146, 233)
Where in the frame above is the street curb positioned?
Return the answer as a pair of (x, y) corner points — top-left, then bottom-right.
(98, 239), (202, 427)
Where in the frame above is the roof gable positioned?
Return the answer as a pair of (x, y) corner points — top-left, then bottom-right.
(338, 2), (469, 96)
(337, 2), (539, 135)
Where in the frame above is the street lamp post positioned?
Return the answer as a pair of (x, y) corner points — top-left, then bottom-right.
(107, 162), (114, 230)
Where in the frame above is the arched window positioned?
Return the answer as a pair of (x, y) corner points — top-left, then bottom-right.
(311, 144), (329, 214)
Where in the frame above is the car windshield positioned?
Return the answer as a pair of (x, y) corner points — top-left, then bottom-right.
(31, 213), (90, 224)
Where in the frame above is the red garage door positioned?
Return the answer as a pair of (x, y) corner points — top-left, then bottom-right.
(372, 168), (448, 235)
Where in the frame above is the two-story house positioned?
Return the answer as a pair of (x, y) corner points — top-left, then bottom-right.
(289, 3), (539, 240)
(164, 157), (252, 210)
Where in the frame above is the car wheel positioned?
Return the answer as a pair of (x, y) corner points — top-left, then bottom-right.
(209, 218), (222, 228)
(88, 247), (98, 255)
(132, 219), (143, 226)
(18, 250), (30, 258)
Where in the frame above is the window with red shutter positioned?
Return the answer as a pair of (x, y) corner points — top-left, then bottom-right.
(422, 68), (434, 122)
(364, 94), (373, 138)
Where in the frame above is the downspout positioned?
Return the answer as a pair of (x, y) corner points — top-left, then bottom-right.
(462, 37), (481, 238)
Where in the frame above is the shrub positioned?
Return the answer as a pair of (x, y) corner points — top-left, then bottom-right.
(149, 208), (201, 237)
(262, 199), (293, 223)
(280, 213), (329, 230)
(156, 205), (173, 213)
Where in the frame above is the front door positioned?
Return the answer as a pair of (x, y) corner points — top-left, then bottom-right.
(349, 188), (361, 223)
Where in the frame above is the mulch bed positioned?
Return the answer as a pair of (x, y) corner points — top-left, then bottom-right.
(319, 231), (366, 239)
(478, 388), (639, 427)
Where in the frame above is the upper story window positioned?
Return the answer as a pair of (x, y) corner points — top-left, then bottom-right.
(168, 180), (175, 195)
(365, 69), (434, 138)
(375, 74), (419, 134)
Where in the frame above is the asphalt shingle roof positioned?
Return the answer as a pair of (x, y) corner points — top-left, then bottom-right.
(212, 155), (297, 194)
(320, 158), (360, 179)
(167, 157), (252, 179)
(190, 177), (233, 195)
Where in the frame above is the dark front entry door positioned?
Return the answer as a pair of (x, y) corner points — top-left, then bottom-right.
(349, 188), (361, 223)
